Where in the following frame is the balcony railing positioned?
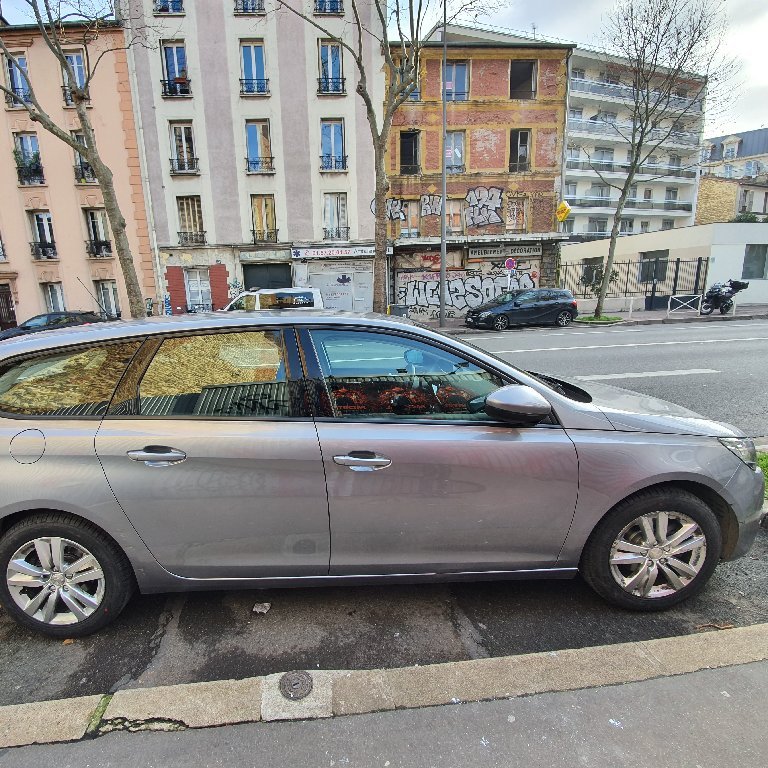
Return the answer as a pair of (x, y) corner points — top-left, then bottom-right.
(62, 85), (89, 107)
(399, 163), (420, 175)
(509, 161), (531, 173)
(246, 156), (275, 173)
(320, 154), (348, 171)
(86, 239), (113, 258)
(570, 77), (703, 113)
(154, 0), (184, 13)
(17, 164), (45, 185)
(446, 164), (465, 174)
(5, 87), (32, 108)
(252, 229), (279, 242)
(178, 230), (206, 245)
(240, 78), (269, 95)
(323, 227), (350, 240)
(74, 162), (97, 183)
(30, 242), (57, 260)
(565, 158), (697, 178)
(564, 195), (693, 211)
(317, 77), (345, 94)
(170, 157), (199, 174)
(314, 0), (343, 13)
(234, 0), (265, 11)
(568, 117), (699, 147)
(161, 79), (191, 97)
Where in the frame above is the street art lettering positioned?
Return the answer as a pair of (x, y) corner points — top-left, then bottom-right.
(368, 198), (408, 220)
(228, 277), (244, 299)
(420, 194), (442, 216)
(464, 186), (503, 227)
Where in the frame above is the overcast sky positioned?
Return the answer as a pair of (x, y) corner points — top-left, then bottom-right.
(2, 0), (765, 136)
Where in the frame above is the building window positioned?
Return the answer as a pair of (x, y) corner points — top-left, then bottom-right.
(400, 201), (420, 238)
(620, 218), (634, 234)
(161, 42), (189, 96)
(568, 107), (583, 120)
(84, 209), (111, 256)
(62, 51), (86, 105)
(593, 146), (614, 164)
(559, 218), (574, 234)
(42, 282), (65, 312)
(587, 217), (608, 234)
(588, 184), (610, 200)
(176, 196), (205, 244)
(314, 0), (344, 14)
(30, 212), (56, 259)
(669, 154), (682, 168)
(644, 188), (653, 201)
(566, 144), (580, 160)
(323, 193), (349, 239)
(318, 41), (344, 93)
(665, 187), (679, 201)
(582, 257), (603, 283)
(240, 42), (269, 94)
(640, 221), (650, 233)
(95, 280), (120, 318)
(234, 0), (264, 12)
(251, 194), (277, 241)
(571, 67), (585, 80)
(71, 131), (96, 183)
(724, 164), (734, 178)
(320, 120), (347, 171)
(184, 268), (212, 312)
(564, 182), (577, 198)
(170, 123), (198, 173)
(13, 132), (44, 185)
(446, 199), (464, 234)
(596, 110), (617, 123)
(640, 253), (669, 282)
(154, 1), (184, 13)
(444, 61), (468, 101)
(723, 145), (736, 160)
(245, 120), (273, 172)
(4, 53), (31, 106)
(509, 129), (530, 172)
(445, 131), (465, 173)
(506, 197), (527, 232)
(742, 244), (767, 279)
(400, 131), (419, 175)
(661, 219), (674, 230)
(509, 60), (536, 99)
(600, 70), (620, 85)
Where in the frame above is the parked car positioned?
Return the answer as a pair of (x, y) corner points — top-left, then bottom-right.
(224, 288), (324, 311)
(465, 288), (578, 330)
(0, 312), (762, 636)
(0, 311), (108, 342)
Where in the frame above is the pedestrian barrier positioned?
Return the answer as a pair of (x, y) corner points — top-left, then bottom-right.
(667, 293), (702, 317)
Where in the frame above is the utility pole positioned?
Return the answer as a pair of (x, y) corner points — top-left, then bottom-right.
(439, 0), (448, 327)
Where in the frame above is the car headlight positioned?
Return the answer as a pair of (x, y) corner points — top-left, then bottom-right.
(719, 437), (757, 469)
(478, 311), (491, 318)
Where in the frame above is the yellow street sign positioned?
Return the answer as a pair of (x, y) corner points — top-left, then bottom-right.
(556, 200), (571, 222)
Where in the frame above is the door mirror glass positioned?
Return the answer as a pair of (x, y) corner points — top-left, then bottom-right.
(484, 385), (552, 426)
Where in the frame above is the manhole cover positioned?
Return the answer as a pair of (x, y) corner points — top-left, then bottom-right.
(279, 670), (313, 701)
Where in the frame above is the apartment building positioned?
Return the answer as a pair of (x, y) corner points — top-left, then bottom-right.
(563, 47), (704, 240)
(387, 25), (570, 320)
(701, 127), (768, 180)
(0, 20), (155, 329)
(125, 0), (383, 313)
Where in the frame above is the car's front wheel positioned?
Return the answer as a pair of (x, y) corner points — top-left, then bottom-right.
(492, 314), (510, 331)
(555, 310), (573, 327)
(0, 513), (134, 637)
(580, 489), (721, 611)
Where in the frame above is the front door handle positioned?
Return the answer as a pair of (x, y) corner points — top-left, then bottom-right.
(333, 452), (392, 472)
(127, 446), (187, 467)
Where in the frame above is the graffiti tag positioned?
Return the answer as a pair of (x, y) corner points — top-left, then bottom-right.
(464, 186), (503, 227)
(420, 194), (442, 216)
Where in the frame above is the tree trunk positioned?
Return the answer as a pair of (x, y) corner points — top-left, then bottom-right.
(372, 143), (390, 313)
(75, 100), (146, 319)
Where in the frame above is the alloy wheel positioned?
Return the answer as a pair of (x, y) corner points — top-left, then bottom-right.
(555, 311), (573, 327)
(493, 315), (509, 331)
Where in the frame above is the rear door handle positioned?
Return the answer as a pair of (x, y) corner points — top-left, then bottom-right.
(127, 446), (187, 467)
(333, 452), (392, 472)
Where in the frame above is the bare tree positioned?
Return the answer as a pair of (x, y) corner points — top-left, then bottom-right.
(274, 0), (499, 311)
(0, 1), (153, 318)
(584, 0), (734, 318)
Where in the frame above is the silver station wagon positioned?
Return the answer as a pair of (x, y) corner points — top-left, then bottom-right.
(0, 312), (763, 636)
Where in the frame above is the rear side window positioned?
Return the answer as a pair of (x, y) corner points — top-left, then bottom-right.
(0, 341), (141, 417)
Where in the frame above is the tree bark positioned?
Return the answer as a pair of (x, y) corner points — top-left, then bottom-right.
(372, 143), (390, 313)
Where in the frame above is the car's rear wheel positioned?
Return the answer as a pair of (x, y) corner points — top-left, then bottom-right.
(555, 310), (573, 327)
(493, 314), (510, 331)
(0, 513), (134, 637)
(581, 489), (721, 611)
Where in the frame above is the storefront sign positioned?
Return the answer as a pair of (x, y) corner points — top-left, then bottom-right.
(291, 245), (392, 259)
(468, 243), (543, 262)
(240, 250), (290, 262)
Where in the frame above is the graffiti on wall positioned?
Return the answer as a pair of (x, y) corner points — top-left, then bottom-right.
(395, 261), (540, 320)
(369, 198), (409, 220)
(420, 194), (443, 216)
(464, 186), (503, 227)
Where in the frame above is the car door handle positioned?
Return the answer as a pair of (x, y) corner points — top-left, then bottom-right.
(333, 452), (392, 472)
(127, 446), (187, 467)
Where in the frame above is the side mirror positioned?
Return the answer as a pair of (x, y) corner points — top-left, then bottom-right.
(512, 301), (521, 308)
(484, 385), (552, 426)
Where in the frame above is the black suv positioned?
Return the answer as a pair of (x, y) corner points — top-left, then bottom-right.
(0, 311), (108, 341)
(465, 289), (578, 331)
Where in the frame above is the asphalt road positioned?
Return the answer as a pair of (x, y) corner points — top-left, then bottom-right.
(0, 320), (766, 707)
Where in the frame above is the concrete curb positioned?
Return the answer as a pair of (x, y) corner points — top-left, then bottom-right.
(2, 623), (767, 749)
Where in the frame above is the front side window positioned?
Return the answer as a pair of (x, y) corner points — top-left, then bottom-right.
(137, 332), (298, 418)
(0, 342), (140, 417)
(509, 129), (530, 172)
(444, 61), (468, 101)
(308, 330), (507, 421)
(509, 60), (536, 99)
(240, 42), (268, 94)
(742, 244), (768, 280)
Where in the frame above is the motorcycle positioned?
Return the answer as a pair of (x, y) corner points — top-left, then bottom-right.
(700, 279), (749, 315)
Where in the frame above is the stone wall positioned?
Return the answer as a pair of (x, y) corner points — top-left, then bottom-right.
(695, 176), (738, 224)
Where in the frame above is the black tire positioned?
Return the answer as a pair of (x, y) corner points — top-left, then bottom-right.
(719, 302), (732, 315)
(0, 513), (134, 637)
(700, 302), (714, 315)
(493, 314), (510, 331)
(580, 488), (721, 611)
(555, 310), (573, 327)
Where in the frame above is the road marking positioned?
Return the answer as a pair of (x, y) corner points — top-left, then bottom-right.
(493, 336), (768, 354)
(575, 369), (720, 381)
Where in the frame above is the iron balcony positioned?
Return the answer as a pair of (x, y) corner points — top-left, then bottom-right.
(74, 162), (97, 183)
(170, 157), (200, 174)
(320, 155), (348, 171)
(240, 79), (270, 95)
(154, 0), (184, 12)
(86, 239), (113, 258)
(161, 79), (191, 97)
(252, 229), (279, 242)
(245, 156), (275, 173)
(16, 164), (45, 185)
(314, 0), (343, 13)
(178, 230), (206, 245)
(5, 87), (32, 107)
(62, 86), (90, 107)
(318, 77), (345, 94)
(234, 0), (265, 11)
(323, 227), (350, 240)
(508, 161), (531, 173)
(30, 242), (57, 260)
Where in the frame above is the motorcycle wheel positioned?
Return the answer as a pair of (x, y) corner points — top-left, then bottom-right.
(719, 302), (732, 315)
(700, 302), (714, 315)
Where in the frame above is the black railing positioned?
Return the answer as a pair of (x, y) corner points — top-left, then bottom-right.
(246, 156), (275, 172)
(170, 157), (199, 173)
(564, 196), (693, 211)
(399, 163), (420, 175)
(446, 164), (465, 174)
(240, 78), (269, 95)
(161, 79), (191, 97)
(509, 161), (531, 173)
(4, 87), (32, 107)
(252, 229), (279, 242)
(17, 164), (45, 185)
(314, 0), (343, 12)
(317, 77), (345, 94)
(74, 162), (97, 183)
(86, 239), (113, 257)
(323, 227), (350, 240)
(30, 242), (57, 260)
(154, 0), (184, 12)
(234, 0), (265, 10)
(320, 154), (348, 171)
(178, 230), (206, 245)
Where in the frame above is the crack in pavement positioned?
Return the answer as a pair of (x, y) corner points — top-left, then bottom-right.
(97, 716), (187, 735)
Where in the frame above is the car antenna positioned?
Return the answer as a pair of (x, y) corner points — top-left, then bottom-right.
(76, 276), (111, 318)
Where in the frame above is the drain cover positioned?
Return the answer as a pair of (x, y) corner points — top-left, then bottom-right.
(279, 670), (313, 700)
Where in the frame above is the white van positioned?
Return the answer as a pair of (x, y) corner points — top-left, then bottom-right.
(224, 288), (324, 311)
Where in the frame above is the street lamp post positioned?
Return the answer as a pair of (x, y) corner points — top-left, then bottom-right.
(439, 0), (447, 327)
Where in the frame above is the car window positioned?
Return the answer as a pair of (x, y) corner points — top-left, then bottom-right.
(227, 296), (249, 311)
(259, 291), (316, 309)
(515, 291), (538, 305)
(308, 329), (508, 421)
(20, 315), (49, 329)
(48, 315), (74, 326)
(492, 291), (521, 304)
(0, 341), (141, 417)
(137, 331), (300, 418)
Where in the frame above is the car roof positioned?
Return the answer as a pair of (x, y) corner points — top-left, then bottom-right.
(0, 311), (433, 358)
